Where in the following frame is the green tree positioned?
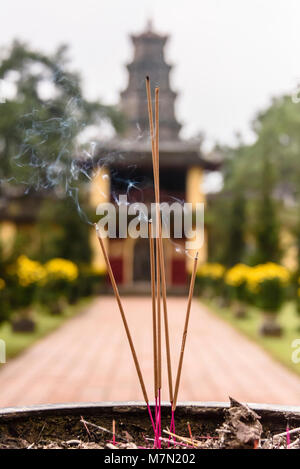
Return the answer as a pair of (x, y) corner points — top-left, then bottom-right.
(36, 197), (92, 265)
(0, 41), (126, 270)
(223, 189), (247, 266)
(251, 157), (281, 264)
(207, 142), (250, 266)
(0, 40), (125, 186)
(209, 91), (300, 266)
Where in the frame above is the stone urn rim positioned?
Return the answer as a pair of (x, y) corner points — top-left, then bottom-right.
(0, 401), (299, 419)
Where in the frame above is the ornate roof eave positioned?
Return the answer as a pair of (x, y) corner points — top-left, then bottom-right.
(85, 140), (221, 172)
(130, 32), (168, 44)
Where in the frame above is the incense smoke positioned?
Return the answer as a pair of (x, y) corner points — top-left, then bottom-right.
(0, 69), (201, 258)
(0, 78), (148, 226)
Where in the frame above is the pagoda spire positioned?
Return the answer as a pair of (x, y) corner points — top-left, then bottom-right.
(146, 18), (153, 32)
(120, 24), (181, 141)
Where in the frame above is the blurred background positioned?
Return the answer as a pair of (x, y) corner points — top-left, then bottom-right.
(0, 0), (299, 406)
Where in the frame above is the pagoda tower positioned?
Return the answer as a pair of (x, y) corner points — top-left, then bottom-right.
(120, 20), (181, 141)
(89, 22), (219, 293)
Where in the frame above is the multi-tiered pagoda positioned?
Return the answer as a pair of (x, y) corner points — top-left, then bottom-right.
(90, 21), (218, 292)
(120, 20), (181, 141)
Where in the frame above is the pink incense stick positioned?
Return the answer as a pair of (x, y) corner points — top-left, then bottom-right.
(147, 403), (156, 437)
(154, 389), (162, 449)
(154, 396), (158, 448)
(112, 419), (116, 445)
(158, 389), (162, 447)
(167, 407), (176, 448)
(171, 408), (176, 437)
(157, 396), (161, 448)
(286, 425), (291, 448)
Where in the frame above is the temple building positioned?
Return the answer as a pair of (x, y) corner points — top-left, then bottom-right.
(90, 22), (218, 292)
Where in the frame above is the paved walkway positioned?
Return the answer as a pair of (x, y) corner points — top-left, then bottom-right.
(0, 297), (299, 407)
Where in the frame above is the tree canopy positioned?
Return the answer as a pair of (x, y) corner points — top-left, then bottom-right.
(0, 41), (125, 188)
(209, 91), (300, 267)
(0, 41), (125, 263)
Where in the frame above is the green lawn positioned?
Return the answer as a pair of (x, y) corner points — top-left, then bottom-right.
(0, 298), (92, 359)
(204, 299), (300, 376)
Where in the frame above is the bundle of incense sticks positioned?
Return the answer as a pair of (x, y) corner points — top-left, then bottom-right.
(94, 76), (199, 448)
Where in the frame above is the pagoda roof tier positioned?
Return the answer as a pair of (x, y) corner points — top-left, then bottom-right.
(130, 20), (168, 43)
(88, 139), (220, 171)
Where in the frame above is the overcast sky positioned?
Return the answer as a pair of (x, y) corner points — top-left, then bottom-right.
(0, 0), (299, 148)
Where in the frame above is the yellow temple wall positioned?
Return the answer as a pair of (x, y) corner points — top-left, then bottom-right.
(185, 167), (207, 273)
(90, 165), (208, 281)
(90, 168), (110, 272)
(0, 221), (17, 258)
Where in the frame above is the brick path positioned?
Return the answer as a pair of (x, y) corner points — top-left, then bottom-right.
(0, 297), (299, 407)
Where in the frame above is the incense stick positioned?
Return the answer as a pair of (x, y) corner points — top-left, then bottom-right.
(145, 77), (173, 404)
(154, 94), (162, 394)
(145, 77), (162, 402)
(154, 86), (173, 404)
(94, 223), (150, 405)
(148, 220), (158, 398)
(172, 252), (199, 411)
(112, 419), (116, 445)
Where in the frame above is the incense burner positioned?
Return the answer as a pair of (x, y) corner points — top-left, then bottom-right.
(0, 401), (299, 449)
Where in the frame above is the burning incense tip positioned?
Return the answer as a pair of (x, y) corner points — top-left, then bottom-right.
(94, 223), (101, 239)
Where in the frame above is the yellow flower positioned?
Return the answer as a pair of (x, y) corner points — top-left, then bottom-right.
(247, 263), (289, 292)
(225, 264), (252, 287)
(45, 258), (78, 282)
(15, 255), (46, 287)
(0, 278), (6, 290)
(197, 263), (225, 279)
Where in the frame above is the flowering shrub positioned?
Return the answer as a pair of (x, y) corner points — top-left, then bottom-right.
(198, 261), (291, 335)
(198, 261), (291, 316)
(4, 256), (80, 314)
(14, 256), (46, 287)
(1, 252), (105, 322)
(8, 256), (46, 309)
(44, 258), (78, 282)
(245, 263), (289, 313)
(225, 264), (252, 303)
(39, 258), (79, 313)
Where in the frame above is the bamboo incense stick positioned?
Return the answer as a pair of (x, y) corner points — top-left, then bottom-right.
(156, 245), (162, 390)
(94, 223), (150, 405)
(147, 78), (175, 404)
(145, 76), (162, 393)
(154, 87), (162, 394)
(154, 87), (160, 190)
(149, 220), (158, 398)
(172, 252), (199, 411)
(154, 85), (173, 404)
(146, 77), (174, 403)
